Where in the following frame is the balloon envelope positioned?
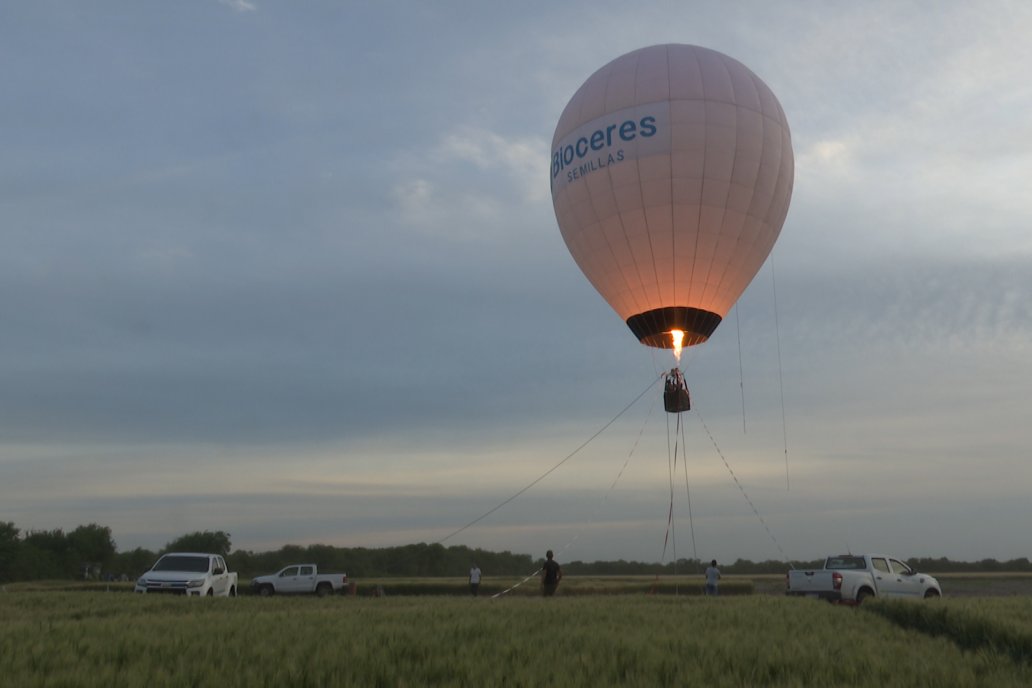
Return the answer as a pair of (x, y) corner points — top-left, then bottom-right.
(551, 44), (794, 348)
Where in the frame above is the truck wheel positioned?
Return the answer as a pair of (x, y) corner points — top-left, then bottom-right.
(229, 586), (237, 597)
(259, 584), (274, 597)
(856, 588), (873, 605)
(316, 583), (332, 598)
(206, 588), (214, 597)
(924, 589), (940, 599)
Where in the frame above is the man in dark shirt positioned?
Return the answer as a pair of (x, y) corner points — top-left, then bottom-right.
(542, 550), (562, 597)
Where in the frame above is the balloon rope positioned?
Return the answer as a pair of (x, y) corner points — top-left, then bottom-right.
(770, 254), (790, 490)
(659, 410), (699, 596)
(735, 306), (747, 434)
(491, 388), (658, 598)
(437, 373), (663, 548)
(679, 412), (698, 562)
(671, 410), (679, 592)
(659, 410), (677, 592)
(694, 407), (789, 562)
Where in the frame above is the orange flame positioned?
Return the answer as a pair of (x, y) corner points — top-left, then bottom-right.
(671, 329), (685, 363)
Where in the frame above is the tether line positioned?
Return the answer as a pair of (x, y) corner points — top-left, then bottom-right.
(735, 305), (747, 434)
(679, 412), (698, 562)
(695, 407), (788, 562)
(770, 253), (790, 490)
(437, 372), (663, 548)
(491, 388), (659, 598)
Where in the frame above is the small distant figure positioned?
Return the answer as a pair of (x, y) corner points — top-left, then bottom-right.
(469, 563), (482, 596)
(541, 550), (563, 597)
(704, 559), (721, 596)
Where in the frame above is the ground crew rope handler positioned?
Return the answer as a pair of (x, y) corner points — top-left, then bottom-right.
(542, 550), (562, 596)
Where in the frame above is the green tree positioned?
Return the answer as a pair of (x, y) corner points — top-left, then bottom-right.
(162, 531), (232, 557)
(67, 524), (117, 578)
(110, 547), (157, 578)
(0, 522), (21, 583)
(21, 529), (70, 579)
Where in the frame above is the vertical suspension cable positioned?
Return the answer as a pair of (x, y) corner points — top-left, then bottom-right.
(679, 411), (698, 561)
(671, 412), (680, 588)
(735, 305), (747, 434)
(660, 403), (689, 595)
(661, 409), (675, 567)
(770, 253), (790, 490)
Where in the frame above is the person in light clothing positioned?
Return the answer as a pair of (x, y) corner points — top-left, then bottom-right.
(468, 563), (482, 596)
(704, 559), (721, 596)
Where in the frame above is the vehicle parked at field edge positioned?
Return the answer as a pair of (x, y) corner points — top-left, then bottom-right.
(786, 554), (941, 604)
(251, 564), (349, 597)
(134, 552), (238, 597)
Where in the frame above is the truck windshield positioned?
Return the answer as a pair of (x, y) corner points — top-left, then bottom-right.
(152, 556), (210, 573)
(825, 556), (866, 570)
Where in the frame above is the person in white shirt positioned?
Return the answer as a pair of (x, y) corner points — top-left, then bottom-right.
(469, 563), (482, 596)
(704, 559), (721, 596)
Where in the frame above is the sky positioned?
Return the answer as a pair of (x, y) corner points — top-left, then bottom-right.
(2, 1), (1030, 567)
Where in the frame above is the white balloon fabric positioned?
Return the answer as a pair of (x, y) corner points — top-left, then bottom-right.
(551, 44), (794, 349)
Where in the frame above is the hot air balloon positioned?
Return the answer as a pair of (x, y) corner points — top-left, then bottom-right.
(550, 44), (794, 412)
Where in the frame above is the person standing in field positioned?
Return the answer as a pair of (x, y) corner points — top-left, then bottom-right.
(469, 563), (482, 596)
(542, 550), (562, 597)
(704, 559), (721, 596)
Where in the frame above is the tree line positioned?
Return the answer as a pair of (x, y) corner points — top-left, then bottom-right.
(2, 521), (1030, 583)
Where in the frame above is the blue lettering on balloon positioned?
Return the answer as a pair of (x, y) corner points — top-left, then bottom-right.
(552, 113), (660, 181)
(639, 116), (657, 137)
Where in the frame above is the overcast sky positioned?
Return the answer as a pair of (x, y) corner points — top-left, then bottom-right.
(2, 1), (1030, 567)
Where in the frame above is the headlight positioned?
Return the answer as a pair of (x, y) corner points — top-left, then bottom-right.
(186, 579), (206, 588)
(136, 578), (147, 587)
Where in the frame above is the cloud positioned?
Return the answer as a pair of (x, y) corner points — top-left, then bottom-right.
(387, 127), (551, 241)
(218, 0), (256, 12)
(437, 128), (549, 203)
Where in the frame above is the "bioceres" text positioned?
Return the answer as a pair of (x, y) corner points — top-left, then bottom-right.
(551, 115), (657, 182)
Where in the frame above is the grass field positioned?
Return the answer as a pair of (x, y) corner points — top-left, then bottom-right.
(3, 585), (1032, 687)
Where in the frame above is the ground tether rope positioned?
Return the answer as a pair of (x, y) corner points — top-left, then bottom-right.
(770, 254), (790, 490)
(436, 372), (663, 548)
(678, 412), (698, 562)
(735, 305), (747, 434)
(695, 408), (789, 562)
(659, 408), (699, 595)
(491, 389), (659, 598)
(383, 372), (663, 576)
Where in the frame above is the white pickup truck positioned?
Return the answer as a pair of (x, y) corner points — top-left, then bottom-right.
(251, 564), (349, 597)
(786, 554), (941, 604)
(134, 552), (238, 597)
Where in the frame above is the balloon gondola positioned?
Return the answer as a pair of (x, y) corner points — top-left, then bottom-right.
(663, 368), (691, 414)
